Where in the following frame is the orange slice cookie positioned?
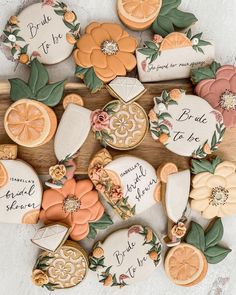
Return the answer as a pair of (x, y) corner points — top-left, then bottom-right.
(165, 243), (208, 286)
(63, 93), (84, 109)
(0, 162), (8, 188)
(4, 99), (57, 148)
(117, 0), (162, 31)
(157, 162), (178, 183)
(160, 32), (192, 51)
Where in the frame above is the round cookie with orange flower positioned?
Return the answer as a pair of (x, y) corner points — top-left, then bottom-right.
(190, 157), (236, 219)
(40, 178), (113, 241)
(149, 89), (225, 158)
(74, 22), (138, 93)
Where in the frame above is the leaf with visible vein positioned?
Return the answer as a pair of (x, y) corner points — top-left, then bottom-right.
(9, 78), (33, 101)
(28, 59), (49, 94)
(186, 221), (205, 252)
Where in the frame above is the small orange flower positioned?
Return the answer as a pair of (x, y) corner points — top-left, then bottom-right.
(169, 89), (182, 101)
(74, 22), (138, 82)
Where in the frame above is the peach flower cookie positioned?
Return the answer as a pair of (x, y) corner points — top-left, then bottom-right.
(190, 157), (236, 219)
(90, 100), (148, 150)
(5, 59), (65, 147)
(149, 89), (225, 158)
(117, 0), (162, 31)
(152, 1), (197, 37)
(40, 178), (113, 241)
(89, 225), (162, 287)
(3, 1), (80, 64)
(136, 31), (214, 83)
(88, 149), (161, 220)
(0, 145), (42, 224)
(192, 62), (236, 128)
(32, 241), (88, 290)
(165, 219), (231, 287)
(74, 22), (137, 93)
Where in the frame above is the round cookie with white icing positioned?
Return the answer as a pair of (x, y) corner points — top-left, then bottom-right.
(91, 100), (148, 150)
(90, 225), (162, 287)
(3, 1), (80, 64)
(88, 149), (161, 220)
(32, 241), (88, 290)
(0, 159), (42, 224)
(149, 89), (225, 158)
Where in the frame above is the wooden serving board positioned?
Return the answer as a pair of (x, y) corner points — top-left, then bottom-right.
(0, 80), (235, 175)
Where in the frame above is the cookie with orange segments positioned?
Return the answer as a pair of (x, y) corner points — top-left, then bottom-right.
(165, 219), (231, 286)
(117, 0), (162, 31)
(5, 59), (65, 148)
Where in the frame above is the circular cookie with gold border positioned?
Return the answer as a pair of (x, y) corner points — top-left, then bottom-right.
(32, 241), (88, 290)
(91, 100), (148, 150)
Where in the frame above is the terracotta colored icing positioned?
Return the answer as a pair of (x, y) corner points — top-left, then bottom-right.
(190, 161), (236, 219)
(160, 32), (192, 51)
(117, 0), (162, 31)
(165, 243), (208, 286)
(4, 99), (57, 148)
(74, 22), (137, 82)
(40, 178), (104, 241)
(195, 65), (236, 128)
(32, 241), (88, 290)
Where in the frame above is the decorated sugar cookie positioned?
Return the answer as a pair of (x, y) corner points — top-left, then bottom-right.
(32, 241), (88, 290)
(40, 178), (113, 240)
(91, 100), (148, 150)
(149, 89), (225, 158)
(90, 225), (162, 287)
(165, 219), (231, 287)
(31, 223), (71, 252)
(88, 149), (161, 220)
(74, 22), (137, 93)
(192, 62), (236, 128)
(3, 1), (80, 64)
(106, 77), (146, 104)
(152, 0), (198, 37)
(117, 0), (162, 31)
(136, 31), (214, 82)
(190, 157), (236, 219)
(157, 163), (190, 247)
(5, 59), (65, 147)
(0, 145), (42, 224)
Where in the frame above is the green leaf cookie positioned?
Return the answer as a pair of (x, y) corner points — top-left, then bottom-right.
(186, 221), (205, 252)
(28, 59), (49, 94)
(191, 61), (221, 84)
(205, 246), (231, 264)
(9, 78), (33, 101)
(205, 218), (223, 248)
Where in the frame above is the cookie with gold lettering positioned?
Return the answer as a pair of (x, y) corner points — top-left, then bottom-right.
(88, 149), (161, 220)
(90, 225), (162, 287)
(3, 1), (80, 64)
(32, 241), (88, 290)
(149, 89), (225, 158)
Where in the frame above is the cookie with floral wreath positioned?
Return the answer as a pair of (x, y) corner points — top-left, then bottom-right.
(74, 22), (137, 93)
(191, 61), (236, 128)
(136, 30), (214, 82)
(157, 162), (190, 247)
(88, 149), (161, 220)
(4, 59), (65, 147)
(89, 225), (162, 287)
(32, 240), (88, 290)
(190, 157), (236, 219)
(149, 89), (225, 158)
(3, 0), (80, 65)
(0, 144), (42, 224)
(40, 178), (113, 241)
(165, 218), (231, 287)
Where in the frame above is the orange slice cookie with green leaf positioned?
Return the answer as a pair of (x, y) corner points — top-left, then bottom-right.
(149, 89), (225, 158)
(165, 218), (231, 287)
(4, 59), (65, 147)
(74, 22), (137, 93)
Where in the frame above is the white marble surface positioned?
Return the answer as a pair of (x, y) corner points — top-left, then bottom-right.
(0, 1), (236, 295)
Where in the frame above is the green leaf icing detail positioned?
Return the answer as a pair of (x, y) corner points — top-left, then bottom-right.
(75, 66), (103, 93)
(191, 157), (222, 175)
(191, 61), (222, 84)
(138, 41), (161, 64)
(186, 221), (205, 252)
(8, 59), (65, 106)
(152, 0), (198, 37)
(88, 212), (113, 239)
(205, 218), (223, 248)
(185, 218), (231, 264)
